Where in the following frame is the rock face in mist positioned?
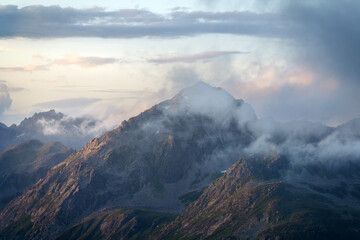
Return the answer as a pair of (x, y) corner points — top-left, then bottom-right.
(0, 140), (74, 209)
(0, 82), (258, 239)
(155, 154), (360, 239)
(0, 110), (103, 151)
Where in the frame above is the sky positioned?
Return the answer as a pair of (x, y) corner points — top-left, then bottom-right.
(0, 0), (359, 128)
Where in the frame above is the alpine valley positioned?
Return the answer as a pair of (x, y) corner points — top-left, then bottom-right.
(1, 82), (360, 240)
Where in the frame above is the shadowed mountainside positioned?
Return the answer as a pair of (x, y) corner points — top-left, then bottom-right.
(0, 140), (74, 209)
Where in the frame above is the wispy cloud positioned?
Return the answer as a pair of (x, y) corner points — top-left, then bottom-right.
(149, 51), (247, 63)
(0, 5), (290, 39)
(0, 64), (50, 72)
(53, 53), (118, 68)
(34, 98), (102, 109)
(8, 87), (25, 92)
(0, 53), (118, 72)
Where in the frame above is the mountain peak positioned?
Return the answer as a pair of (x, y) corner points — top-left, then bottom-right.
(167, 81), (256, 125)
(174, 81), (233, 101)
(185, 81), (218, 91)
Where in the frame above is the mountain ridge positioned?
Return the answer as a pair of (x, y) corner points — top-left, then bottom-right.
(1, 82), (360, 239)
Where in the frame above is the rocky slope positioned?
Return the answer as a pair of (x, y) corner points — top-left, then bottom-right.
(154, 154), (360, 239)
(0, 82), (258, 239)
(56, 208), (175, 240)
(0, 110), (103, 151)
(0, 140), (74, 209)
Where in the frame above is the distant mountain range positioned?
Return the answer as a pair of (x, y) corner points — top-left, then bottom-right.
(0, 82), (360, 239)
(0, 110), (104, 151)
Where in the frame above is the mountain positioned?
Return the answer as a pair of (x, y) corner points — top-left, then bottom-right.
(1, 82), (360, 239)
(0, 82), (258, 239)
(0, 110), (104, 151)
(0, 140), (74, 209)
(154, 154), (360, 239)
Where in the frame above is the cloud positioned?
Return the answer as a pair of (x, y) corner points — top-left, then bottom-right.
(271, 0), (360, 124)
(0, 83), (12, 115)
(0, 64), (49, 72)
(219, 61), (357, 125)
(0, 54), (118, 72)
(149, 51), (247, 63)
(8, 87), (24, 92)
(53, 53), (118, 68)
(282, 0), (360, 85)
(0, 5), (290, 39)
(34, 98), (102, 109)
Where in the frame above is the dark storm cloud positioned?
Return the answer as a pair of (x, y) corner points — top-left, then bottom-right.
(273, 0), (360, 123)
(282, 0), (360, 85)
(0, 5), (290, 38)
